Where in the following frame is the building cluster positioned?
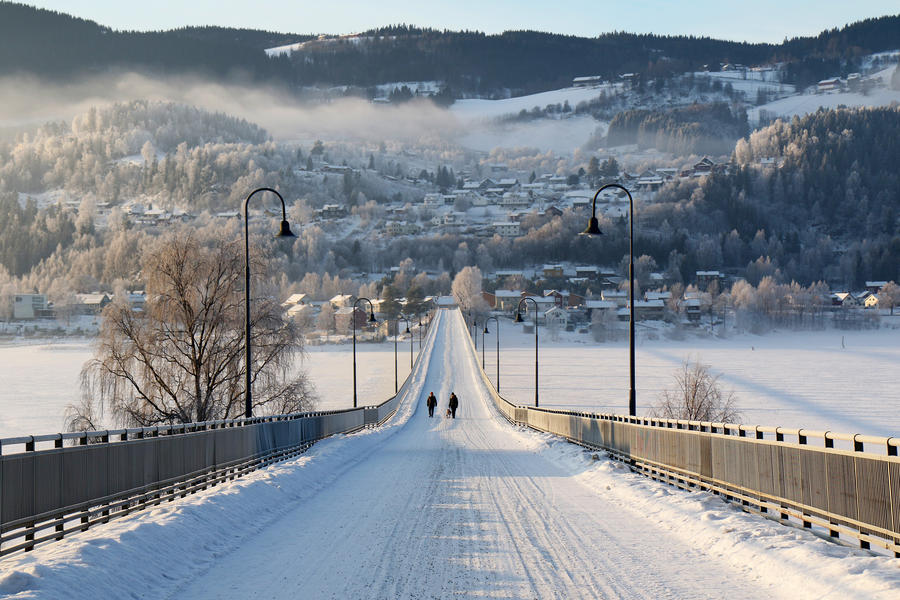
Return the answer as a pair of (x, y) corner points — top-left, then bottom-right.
(364, 158), (729, 239)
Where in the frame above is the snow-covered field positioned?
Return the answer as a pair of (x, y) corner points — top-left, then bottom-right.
(0, 338), (415, 438)
(2, 322), (897, 440)
(749, 66), (900, 124)
(485, 323), (900, 437)
(2, 309), (898, 599)
(451, 85), (619, 122)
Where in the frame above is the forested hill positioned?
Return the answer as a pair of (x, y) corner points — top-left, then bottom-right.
(0, 2), (295, 80)
(1, 2), (898, 95)
(665, 107), (900, 286)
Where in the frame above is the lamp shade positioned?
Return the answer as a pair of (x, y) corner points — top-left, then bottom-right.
(277, 220), (296, 238)
(514, 312), (524, 323)
(580, 216), (602, 236)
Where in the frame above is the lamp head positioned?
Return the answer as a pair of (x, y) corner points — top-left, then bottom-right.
(368, 311), (377, 323)
(514, 312), (524, 323)
(404, 325), (410, 334)
(580, 216), (602, 236)
(277, 220), (296, 238)
(483, 326), (489, 334)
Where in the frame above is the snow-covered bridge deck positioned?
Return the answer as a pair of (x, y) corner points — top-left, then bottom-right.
(3, 309), (898, 598)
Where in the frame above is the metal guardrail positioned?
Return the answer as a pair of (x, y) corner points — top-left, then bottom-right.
(0, 398), (401, 557)
(470, 332), (900, 556)
(0, 312), (439, 558)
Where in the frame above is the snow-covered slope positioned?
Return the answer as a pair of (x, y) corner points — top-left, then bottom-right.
(3, 309), (899, 599)
(749, 66), (900, 124)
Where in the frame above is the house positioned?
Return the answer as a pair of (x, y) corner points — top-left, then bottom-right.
(574, 266), (600, 280)
(865, 281), (888, 294)
(696, 271), (725, 291)
(601, 289), (628, 307)
(334, 306), (368, 334)
(494, 290), (524, 311)
(685, 298), (702, 321)
(317, 204), (347, 219)
(831, 292), (859, 307)
(493, 222), (520, 238)
(282, 293), (308, 308)
(543, 290), (569, 308)
(542, 264), (565, 279)
(864, 295), (880, 309)
(543, 306), (569, 327)
(584, 299), (616, 320)
(13, 293), (50, 320)
(329, 294), (354, 309)
(817, 78), (841, 93)
(74, 293), (111, 315)
(573, 75), (604, 87)
(645, 291), (672, 302)
(618, 299), (665, 321)
(693, 157), (716, 174)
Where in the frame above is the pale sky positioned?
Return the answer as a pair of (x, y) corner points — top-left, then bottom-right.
(22, 1), (900, 43)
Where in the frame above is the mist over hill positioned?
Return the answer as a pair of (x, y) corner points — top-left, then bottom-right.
(1, 2), (898, 96)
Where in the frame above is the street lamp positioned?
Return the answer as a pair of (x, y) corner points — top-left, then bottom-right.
(581, 183), (636, 416)
(393, 315), (411, 393)
(483, 316), (500, 391)
(417, 318), (423, 353)
(243, 187), (295, 419)
(515, 297), (539, 407)
(352, 297), (377, 408)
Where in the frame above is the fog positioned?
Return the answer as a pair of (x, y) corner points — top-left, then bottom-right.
(0, 72), (465, 145)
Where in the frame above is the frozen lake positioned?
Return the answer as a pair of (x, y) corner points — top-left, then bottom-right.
(1, 325), (897, 439)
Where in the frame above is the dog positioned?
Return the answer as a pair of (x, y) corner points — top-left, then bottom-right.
(445, 408), (452, 418)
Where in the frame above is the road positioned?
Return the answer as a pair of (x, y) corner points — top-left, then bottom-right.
(170, 309), (789, 599)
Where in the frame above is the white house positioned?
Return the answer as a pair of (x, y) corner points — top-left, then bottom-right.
(13, 293), (48, 320)
(543, 306), (569, 327)
(493, 222), (520, 238)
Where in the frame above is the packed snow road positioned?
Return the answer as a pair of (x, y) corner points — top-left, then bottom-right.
(4, 309), (897, 599)
(170, 309), (784, 599)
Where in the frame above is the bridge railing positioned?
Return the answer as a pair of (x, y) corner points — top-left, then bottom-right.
(0, 311), (443, 559)
(0, 388), (413, 558)
(471, 335), (900, 556)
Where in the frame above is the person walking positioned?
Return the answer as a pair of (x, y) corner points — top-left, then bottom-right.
(448, 392), (459, 419)
(426, 392), (437, 417)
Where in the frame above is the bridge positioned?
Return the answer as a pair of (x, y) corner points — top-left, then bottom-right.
(1, 309), (899, 598)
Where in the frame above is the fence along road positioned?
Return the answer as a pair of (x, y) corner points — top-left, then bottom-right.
(171, 308), (804, 600)
(0, 333), (417, 557)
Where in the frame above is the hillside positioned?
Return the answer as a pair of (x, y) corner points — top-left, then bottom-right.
(1, 2), (898, 97)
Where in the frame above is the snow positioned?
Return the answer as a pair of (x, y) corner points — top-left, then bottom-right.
(2, 308), (898, 598)
(451, 85), (618, 122)
(485, 322), (900, 437)
(748, 66), (900, 125)
(3, 322), (898, 439)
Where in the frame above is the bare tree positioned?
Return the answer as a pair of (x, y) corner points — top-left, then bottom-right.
(652, 358), (740, 422)
(72, 231), (315, 428)
(880, 281), (900, 316)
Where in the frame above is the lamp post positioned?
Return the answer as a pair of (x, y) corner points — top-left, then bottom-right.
(515, 297), (539, 407)
(352, 297), (377, 408)
(483, 316), (500, 391)
(243, 187), (295, 419)
(393, 315), (411, 393)
(417, 318), (423, 353)
(581, 183), (636, 416)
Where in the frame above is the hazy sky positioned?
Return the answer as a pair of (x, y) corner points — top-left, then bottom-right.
(23, 1), (900, 43)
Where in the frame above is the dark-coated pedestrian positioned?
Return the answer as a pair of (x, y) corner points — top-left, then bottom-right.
(448, 392), (459, 419)
(426, 392), (437, 417)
